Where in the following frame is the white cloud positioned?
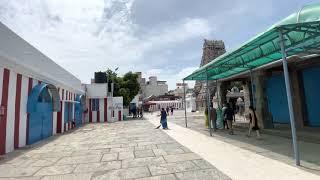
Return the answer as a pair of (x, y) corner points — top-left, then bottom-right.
(142, 18), (212, 50)
(0, 0), (212, 85)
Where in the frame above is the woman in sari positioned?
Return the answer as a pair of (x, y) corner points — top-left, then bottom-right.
(160, 108), (168, 129)
(204, 107), (209, 128)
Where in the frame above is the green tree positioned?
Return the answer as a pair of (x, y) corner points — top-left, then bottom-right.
(118, 88), (130, 105)
(122, 72), (140, 100)
(105, 69), (140, 106)
(106, 69), (120, 94)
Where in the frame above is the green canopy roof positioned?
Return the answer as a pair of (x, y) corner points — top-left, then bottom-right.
(184, 4), (320, 81)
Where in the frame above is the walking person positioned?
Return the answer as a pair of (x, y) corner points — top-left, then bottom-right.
(210, 105), (217, 131)
(224, 103), (234, 135)
(160, 108), (168, 129)
(166, 106), (169, 116)
(139, 107), (143, 118)
(222, 103), (229, 129)
(137, 107), (140, 118)
(205, 107), (209, 128)
(155, 108), (168, 129)
(133, 106), (137, 118)
(247, 106), (261, 139)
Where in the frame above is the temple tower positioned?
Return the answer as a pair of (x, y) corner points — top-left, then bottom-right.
(194, 39), (226, 111)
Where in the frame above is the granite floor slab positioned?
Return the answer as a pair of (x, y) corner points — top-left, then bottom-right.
(0, 119), (230, 180)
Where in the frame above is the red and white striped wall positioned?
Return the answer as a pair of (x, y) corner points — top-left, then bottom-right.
(57, 87), (79, 133)
(88, 97), (123, 123)
(0, 66), (124, 156)
(0, 67), (81, 155)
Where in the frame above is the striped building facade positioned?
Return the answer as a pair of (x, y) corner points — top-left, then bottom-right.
(86, 96), (123, 123)
(0, 22), (85, 155)
(0, 67), (83, 154)
(0, 22), (124, 155)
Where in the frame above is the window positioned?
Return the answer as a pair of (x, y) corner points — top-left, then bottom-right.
(91, 99), (99, 111)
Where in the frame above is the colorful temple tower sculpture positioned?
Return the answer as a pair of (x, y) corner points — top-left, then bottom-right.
(194, 39), (226, 111)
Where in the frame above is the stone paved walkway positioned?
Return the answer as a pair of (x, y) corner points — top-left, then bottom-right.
(147, 112), (320, 180)
(0, 120), (230, 180)
(168, 110), (320, 173)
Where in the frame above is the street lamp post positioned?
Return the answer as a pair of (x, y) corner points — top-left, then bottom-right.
(183, 80), (188, 128)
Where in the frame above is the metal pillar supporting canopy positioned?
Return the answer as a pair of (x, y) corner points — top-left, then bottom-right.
(183, 80), (188, 128)
(206, 71), (213, 136)
(213, 80), (218, 131)
(279, 29), (300, 166)
(216, 80), (220, 108)
(249, 69), (255, 108)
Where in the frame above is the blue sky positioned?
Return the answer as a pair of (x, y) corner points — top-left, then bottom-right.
(0, 0), (318, 89)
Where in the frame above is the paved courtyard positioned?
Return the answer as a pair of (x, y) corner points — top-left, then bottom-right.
(146, 113), (320, 180)
(0, 120), (230, 180)
(167, 110), (320, 173)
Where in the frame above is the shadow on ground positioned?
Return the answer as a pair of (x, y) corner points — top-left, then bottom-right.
(167, 110), (320, 175)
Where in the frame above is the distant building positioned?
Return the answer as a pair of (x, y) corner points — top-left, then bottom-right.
(146, 94), (181, 101)
(168, 90), (175, 95)
(131, 72), (169, 110)
(173, 83), (194, 99)
(145, 76), (168, 97)
(136, 73), (168, 99)
(143, 94), (183, 111)
(169, 83), (196, 112)
(174, 83), (188, 98)
(136, 72), (145, 101)
(83, 72), (123, 123)
(186, 93), (196, 112)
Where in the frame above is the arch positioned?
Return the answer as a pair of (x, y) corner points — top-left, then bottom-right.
(27, 83), (58, 145)
(47, 84), (61, 112)
(27, 83), (61, 113)
(76, 94), (86, 109)
(75, 94), (86, 126)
